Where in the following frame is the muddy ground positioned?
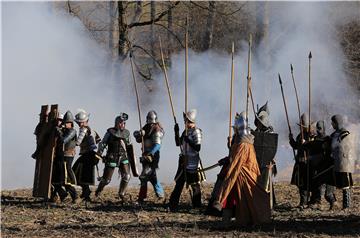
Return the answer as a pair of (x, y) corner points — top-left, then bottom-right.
(1, 182), (360, 237)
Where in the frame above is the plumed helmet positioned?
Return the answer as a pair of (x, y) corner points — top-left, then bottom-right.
(115, 112), (129, 125)
(63, 110), (74, 123)
(183, 109), (197, 123)
(146, 110), (158, 124)
(75, 109), (89, 123)
(233, 111), (248, 135)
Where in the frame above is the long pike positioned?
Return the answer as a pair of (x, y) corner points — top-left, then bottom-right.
(129, 50), (144, 154)
(278, 73), (296, 159)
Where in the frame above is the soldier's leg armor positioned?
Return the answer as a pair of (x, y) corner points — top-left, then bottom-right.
(299, 188), (308, 207)
(325, 184), (336, 209)
(95, 166), (115, 197)
(342, 188), (351, 209)
(169, 171), (186, 211)
(118, 163), (131, 199)
(138, 163), (151, 201)
(138, 181), (148, 201)
(191, 183), (202, 208)
(149, 170), (164, 198)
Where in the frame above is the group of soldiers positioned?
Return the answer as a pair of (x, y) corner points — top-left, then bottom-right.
(289, 113), (355, 210)
(32, 102), (355, 226)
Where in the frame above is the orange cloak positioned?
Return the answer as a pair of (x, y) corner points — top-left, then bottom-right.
(216, 135), (271, 226)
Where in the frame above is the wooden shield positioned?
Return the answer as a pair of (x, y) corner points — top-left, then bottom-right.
(253, 131), (278, 168)
(32, 104), (58, 199)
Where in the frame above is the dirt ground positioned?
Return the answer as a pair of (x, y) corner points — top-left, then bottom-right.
(1, 182), (360, 237)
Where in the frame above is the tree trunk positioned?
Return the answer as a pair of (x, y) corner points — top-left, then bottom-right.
(109, 1), (119, 59)
(150, 1), (156, 65)
(202, 1), (216, 51)
(131, 1), (142, 24)
(167, 1), (173, 62)
(118, 1), (128, 59)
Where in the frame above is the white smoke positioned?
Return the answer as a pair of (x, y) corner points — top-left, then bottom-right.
(2, 2), (359, 189)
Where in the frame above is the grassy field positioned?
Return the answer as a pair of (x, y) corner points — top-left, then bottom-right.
(1, 182), (360, 237)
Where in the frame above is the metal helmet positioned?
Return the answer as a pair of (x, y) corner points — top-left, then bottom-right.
(297, 112), (309, 128)
(63, 110), (74, 123)
(115, 112), (128, 125)
(257, 101), (270, 115)
(309, 121), (317, 137)
(183, 109), (197, 123)
(331, 114), (344, 130)
(233, 111), (248, 136)
(75, 109), (89, 123)
(255, 111), (271, 129)
(316, 120), (325, 137)
(146, 110), (158, 124)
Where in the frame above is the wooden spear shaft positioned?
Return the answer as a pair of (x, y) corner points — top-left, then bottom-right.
(278, 73), (296, 158)
(183, 17), (189, 184)
(308, 52), (312, 134)
(307, 51), (312, 202)
(228, 42), (235, 142)
(159, 37), (177, 124)
(246, 34), (252, 125)
(129, 51), (144, 153)
(290, 64), (303, 138)
(291, 64), (307, 162)
(185, 17), (189, 122)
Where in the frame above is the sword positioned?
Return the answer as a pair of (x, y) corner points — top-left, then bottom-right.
(187, 162), (220, 174)
(312, 165), (334, 179)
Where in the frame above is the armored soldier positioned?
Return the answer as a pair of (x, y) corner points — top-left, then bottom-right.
(289, 113), (311, 208)
(169, 109), (205, 211)
(329, 114), (354, 209)
(213, 112), (271, 226)
(133, 110), (165, 202)
(301, 120), (331, 208)
(95, 113), (137, 200)
(50, 113), (68, 202)
(72, 109), (100, 201)
(252, 102), (278, 208)
(51, 111), (78, 203)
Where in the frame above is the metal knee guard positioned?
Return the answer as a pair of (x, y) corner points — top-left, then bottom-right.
(343, 188), (351, 209)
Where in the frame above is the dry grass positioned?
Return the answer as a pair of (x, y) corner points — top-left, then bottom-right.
(1, 183), (360, 237)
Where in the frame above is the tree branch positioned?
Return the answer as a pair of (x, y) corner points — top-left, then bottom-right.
(128, 1), (180, 28)
(153, 23), (184, 48)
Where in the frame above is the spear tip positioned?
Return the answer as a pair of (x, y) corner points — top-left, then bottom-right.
(290, 63), (293, 71)
(309, 51), (312, 58)
(278, 73), (282, 84)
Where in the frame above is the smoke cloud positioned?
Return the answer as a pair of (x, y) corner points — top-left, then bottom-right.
(2, 2), (359, 189)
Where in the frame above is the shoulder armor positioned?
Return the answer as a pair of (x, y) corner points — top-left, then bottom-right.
(189, 127), (202, 145)
(152, 130), (164, 145)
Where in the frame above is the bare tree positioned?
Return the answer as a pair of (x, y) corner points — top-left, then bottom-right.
(202, 1), (216, 51)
